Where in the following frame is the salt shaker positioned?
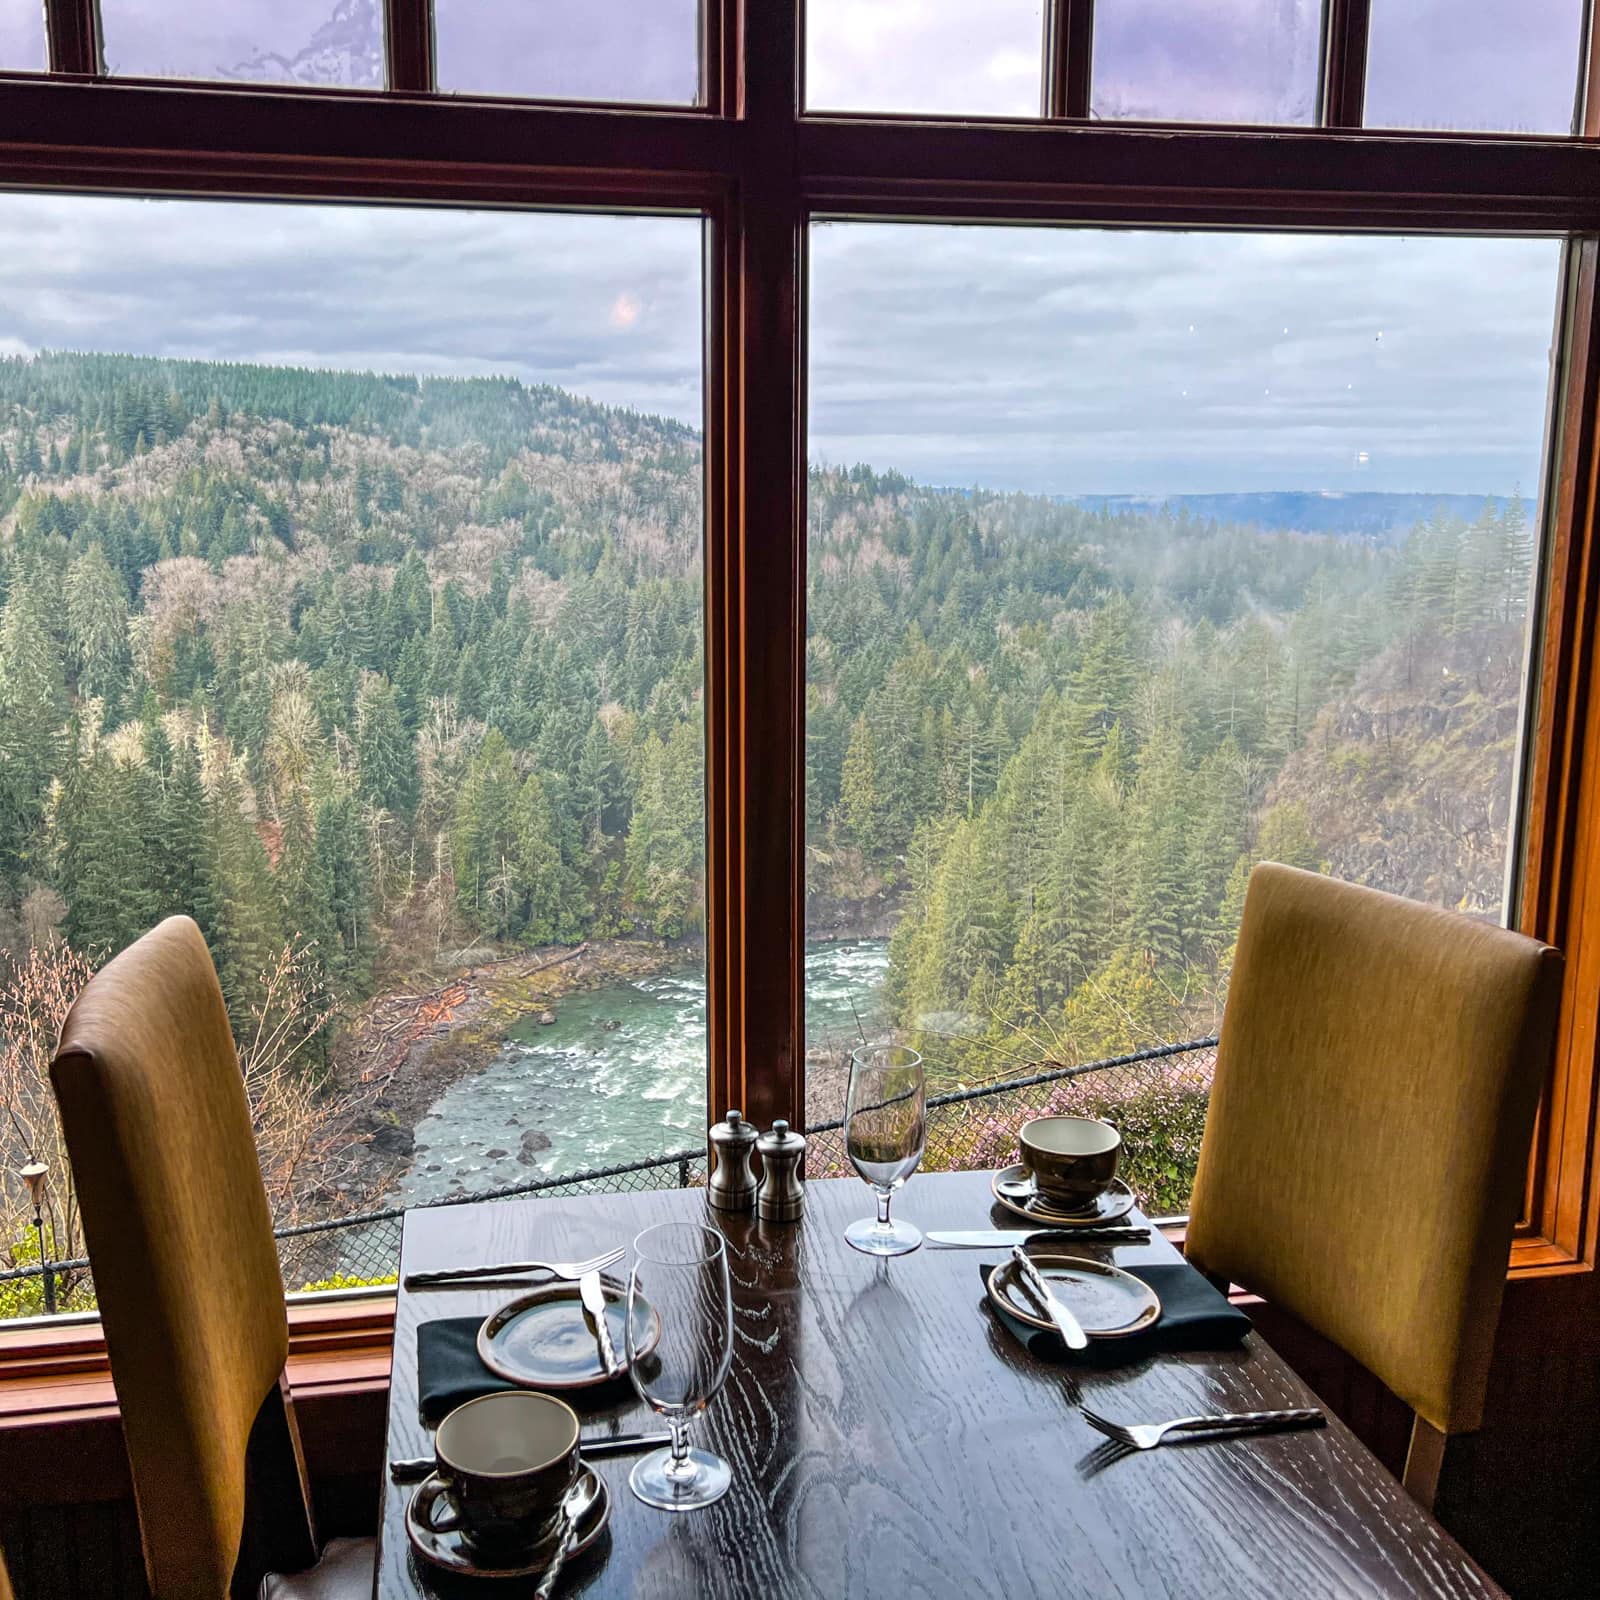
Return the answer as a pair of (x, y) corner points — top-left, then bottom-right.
(708, 1109), (759, 1212)
(757, 1120), (807, 1222)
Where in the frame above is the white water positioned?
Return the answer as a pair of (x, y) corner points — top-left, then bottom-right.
(390, 939), (888, 1205)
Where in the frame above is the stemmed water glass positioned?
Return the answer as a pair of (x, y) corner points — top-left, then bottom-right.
(624, 1221), (735, 1511)
(843, 1043), (927, 1256)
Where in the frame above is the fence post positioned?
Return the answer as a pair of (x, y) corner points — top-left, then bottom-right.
(35, 1219), (56, 1316)
(678, 1156), (690, 1188)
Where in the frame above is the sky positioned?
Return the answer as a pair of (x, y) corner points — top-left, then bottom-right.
(0, 2), (1581, 499)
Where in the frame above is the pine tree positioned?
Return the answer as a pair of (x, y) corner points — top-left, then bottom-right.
(355, 673), (417, 817)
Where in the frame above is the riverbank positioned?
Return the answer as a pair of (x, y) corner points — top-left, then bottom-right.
(327, 906), (898, 1213)
(333, 937), (685, 1208)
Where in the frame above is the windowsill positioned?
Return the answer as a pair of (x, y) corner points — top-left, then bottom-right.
(0, 1293), (396, 1427)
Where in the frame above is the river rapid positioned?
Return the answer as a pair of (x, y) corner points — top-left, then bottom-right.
(389, 939), (888, 1205)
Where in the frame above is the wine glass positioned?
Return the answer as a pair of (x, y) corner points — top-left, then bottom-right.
(844, 1043), (926, 1256)
(625, 1221), (735, 1511)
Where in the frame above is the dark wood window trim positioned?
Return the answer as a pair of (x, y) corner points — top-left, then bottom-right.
(0, 3), (1598, 1444)
(1322, 0), (1372, 128)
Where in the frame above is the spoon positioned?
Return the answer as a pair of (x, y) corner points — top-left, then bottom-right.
(533, 1471), (602, 1599)
(994, 1175), (1040, 1199)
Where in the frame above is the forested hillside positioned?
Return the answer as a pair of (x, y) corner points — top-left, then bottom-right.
(0, 349), (1534, 1092)
(0, 351), (706, 1050)
(805, 469), (1535, 1081)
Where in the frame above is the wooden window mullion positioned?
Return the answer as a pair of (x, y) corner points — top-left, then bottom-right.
(1043, 0), (1095, 120)
(1322, 0), (1372, 128)
(384, 0), (434, 93)
(703, 0), (804, 1138)
(44, 0), (100, 76)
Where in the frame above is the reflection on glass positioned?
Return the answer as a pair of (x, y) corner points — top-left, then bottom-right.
(100, 0), (383, 86)
(0, 4), (47, 72)
(434, 0), (700, 104)
(806, 0), (1044, 116)
(1365, 0), (1584, 133)
(805, 223), (1560, 1215)
(1092, 0), (1320, 124)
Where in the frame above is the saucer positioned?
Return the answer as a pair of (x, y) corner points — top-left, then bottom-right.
(987, 1253), (1160, 1339)
(991, 1166), (1135, 1227)
(406, 1463), (610, 1579)
(478, 1278), (660, 1390)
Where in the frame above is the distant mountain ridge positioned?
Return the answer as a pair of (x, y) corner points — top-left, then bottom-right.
(1070, 491), (1507, 544)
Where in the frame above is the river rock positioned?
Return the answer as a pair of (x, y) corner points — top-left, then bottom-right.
(368, 1123), (414, 1157)
(518, 1129), (552, 1165)
(485, 1148), (509, 1160)
(538, 1010), (557, 1025)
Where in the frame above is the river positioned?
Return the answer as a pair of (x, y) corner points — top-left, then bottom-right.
(390, 939), (889, 1205)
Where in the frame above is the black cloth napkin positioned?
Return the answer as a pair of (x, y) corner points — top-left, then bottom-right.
(416, 1317), (517, 1423)
(980, 1259), (1251, 1367)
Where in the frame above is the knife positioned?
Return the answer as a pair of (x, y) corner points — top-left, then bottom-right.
(389, 1432), (671, 1483)
(927, 1227), (1149, 1248)
(579, 1269), (622, 1376)
(1011, 1244), (1088, 1350)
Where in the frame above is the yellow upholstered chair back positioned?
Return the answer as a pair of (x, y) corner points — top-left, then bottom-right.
(0, 1545), (14, 1600)
(51, 917), (301, 1599)
(1186, 865), (1560, 1498)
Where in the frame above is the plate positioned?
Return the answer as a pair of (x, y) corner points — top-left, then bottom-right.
(987, 1253), (1160, 1340)
(990, 1165), (1136, 1227)
(405, 1464), (610, 1579)
(478, 1278), (661, 1390)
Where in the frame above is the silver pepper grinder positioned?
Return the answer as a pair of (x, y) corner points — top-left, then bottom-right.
(707, 1109), (759, 1212)
(757, 1120), (807, 1222)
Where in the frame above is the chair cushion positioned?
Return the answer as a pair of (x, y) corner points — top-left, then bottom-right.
(1185, 863), (1562, 1435)
(258, 1536), (377, 1600)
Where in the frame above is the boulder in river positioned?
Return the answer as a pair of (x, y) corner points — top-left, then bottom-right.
(485, 1148), (509, 1160)
(368, 1123), (415, 1158)
(538, 1010), (557, 1026)
(518, 1129), (552, 1165)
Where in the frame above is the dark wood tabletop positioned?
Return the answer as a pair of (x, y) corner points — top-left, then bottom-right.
(376, 1172), (1504, 1600)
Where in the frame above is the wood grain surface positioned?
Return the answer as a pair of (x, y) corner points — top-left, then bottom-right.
(376, 1173), (1505, 1599)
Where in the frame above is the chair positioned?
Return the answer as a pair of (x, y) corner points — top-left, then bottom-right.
(1185, 863), (1562, 1508)
(50, 917), (373, 1600)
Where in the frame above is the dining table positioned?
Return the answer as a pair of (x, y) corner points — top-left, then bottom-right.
(375, 1170), (1506, 1599)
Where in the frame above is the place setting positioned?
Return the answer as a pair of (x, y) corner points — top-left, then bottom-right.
(396, 1220), (738, 1587)
(843, 1073), (1323, 1454)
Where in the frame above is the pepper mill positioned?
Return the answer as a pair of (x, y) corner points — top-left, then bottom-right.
(707, 1109), (759, 1212)
(757, 1120), (807, 1222)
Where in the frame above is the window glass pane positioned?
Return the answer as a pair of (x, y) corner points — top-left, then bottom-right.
(100, 0), (383, 87)
(434, 0), (700, 104)
(805, 224), (1559, 1211)
(806, 0), (1044, 117)
(1092, 0), (1320, 124)
(1365, 0), (1584, 133)
(0, 196), (705, 1313)
(0, 3), (46, 72)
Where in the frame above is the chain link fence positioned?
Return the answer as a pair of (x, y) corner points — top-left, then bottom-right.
(0, 1038), (1216, 1317)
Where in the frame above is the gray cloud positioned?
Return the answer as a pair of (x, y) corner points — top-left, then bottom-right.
(0, 5), (47, 72)
(0, 195), (704, 424)
(0, 179), (1567, 505)
(809, 224), (1562, 497)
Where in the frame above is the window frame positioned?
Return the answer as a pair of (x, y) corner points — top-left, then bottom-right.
(0, 0), (1593, 1403)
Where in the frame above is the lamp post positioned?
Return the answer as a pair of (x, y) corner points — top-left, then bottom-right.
(18, 1160), (54, 1315)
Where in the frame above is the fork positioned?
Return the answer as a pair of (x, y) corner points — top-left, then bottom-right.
(1079, 1403), (1325, 1451)
(404, 1247), (622, 1289)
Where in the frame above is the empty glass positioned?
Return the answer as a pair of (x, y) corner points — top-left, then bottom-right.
(844, 1044), (927, 1256)
(625, 1222), (735, 1511)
